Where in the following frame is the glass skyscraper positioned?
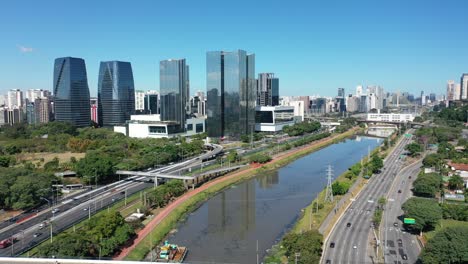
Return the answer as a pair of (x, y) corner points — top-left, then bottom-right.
(206, 50), (256, 139)
(159, 59), (189, 131)
(97, 61), (135, 127)
(53, 57), (91, 127)
(257, 73), (279, 106)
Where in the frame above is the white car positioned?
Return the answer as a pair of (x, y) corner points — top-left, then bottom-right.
(353, 245), (357, 249)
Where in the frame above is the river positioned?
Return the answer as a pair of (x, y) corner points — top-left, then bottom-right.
(167, 135), (382, 264)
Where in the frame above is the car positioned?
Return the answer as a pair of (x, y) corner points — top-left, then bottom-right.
(398, 190), (402, 193)
(83, 207), (89, 211)
(393, 222), (398, 227)
(73, 197), (79, 201)
(326, 260), (331, 264)
(353, 245), (357, 249)
(33, 232), (42, 238)
(330, 242), (335, 248)
(397, 239), (403, 246)
(38, 222), (47, 229)
(402, 254), (407, 260)
(409, 176), (412, 179)
(346, 222), (351, 227)
(51, 208), (59, 214)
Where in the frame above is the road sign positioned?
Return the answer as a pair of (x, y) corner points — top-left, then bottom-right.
(404, 218), (416, 224)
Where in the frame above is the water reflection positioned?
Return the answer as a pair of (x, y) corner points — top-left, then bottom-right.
(168, 136), (381, 263)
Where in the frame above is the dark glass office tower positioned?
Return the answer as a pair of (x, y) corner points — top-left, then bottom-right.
(97, 61), (135, 126)
(206, 50), (256, 139)
(160, 59), (189, 130)
(257, 73), (279, 106)
(144, 93), (158, 114)
(53, 57), (91, 127)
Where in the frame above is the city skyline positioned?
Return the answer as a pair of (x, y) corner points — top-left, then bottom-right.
(2, 1), (468, 96)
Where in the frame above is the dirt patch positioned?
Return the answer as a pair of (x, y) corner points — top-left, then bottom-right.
(16, 152), (85, 167)
(0, 210), (22, 222)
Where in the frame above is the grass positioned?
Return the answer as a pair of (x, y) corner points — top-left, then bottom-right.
(125, 127), (362, 261)
(424, 219), (468, 241)
(16, 152), (85, 167)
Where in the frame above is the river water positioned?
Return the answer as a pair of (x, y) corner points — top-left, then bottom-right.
(168, 136), (382, 264)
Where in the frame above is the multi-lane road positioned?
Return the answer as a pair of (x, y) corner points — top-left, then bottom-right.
(322, 131), (415, 264)
(382, 158), (422, 263)
(0, 144), (222, 257)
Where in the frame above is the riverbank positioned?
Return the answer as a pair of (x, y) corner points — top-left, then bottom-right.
(119, 127), (361, 261)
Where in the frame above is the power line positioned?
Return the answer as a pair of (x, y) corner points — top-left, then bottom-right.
(324, 165), (334, 203)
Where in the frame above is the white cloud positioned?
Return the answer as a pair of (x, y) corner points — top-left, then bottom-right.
(17, 45), (34, 53)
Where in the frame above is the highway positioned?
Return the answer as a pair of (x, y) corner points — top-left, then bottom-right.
(322, 131), (414, 264)
(382, 158), (422, 263)
(0, 144), (223, 257)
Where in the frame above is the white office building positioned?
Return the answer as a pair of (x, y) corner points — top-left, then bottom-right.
(367, 113), (415, 123)
(255, 105), (295, 132)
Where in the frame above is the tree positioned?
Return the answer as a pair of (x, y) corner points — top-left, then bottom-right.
(249, 153), (272, 164)
(419, 226), (468, 264)
(76, 151), (116, 184)
(378, 197), (386, 209)
(413, 173), (442, 198)
(282, 230), (323, 264)
(413, 116), (424, 123)
(422, 153), (443, 168)
(0, 156), (11, 167)
(370, 155), (383, 173)
(405, 142), (423, 157)
(448, 175), (464, 190)
(332, 181), (350, 195)
(227, 151), (239, 163)
(401, 197), (442, 232)
(441, 203), (468, 221)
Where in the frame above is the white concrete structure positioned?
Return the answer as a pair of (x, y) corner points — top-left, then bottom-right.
(255, 105), (295, 132)
(366, 113), (415, 123)
(114, 114), (205, 138)
(281, 100), (305, 121)
(134, 90), (145, 110)
(7, 89), (23, 108)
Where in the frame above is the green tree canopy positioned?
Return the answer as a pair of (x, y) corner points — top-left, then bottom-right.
(405, 142), (423, 157)
(448, 175), (464, 190)
(401, 197), (442, 232)
(419, 226), (468, 264)
(413, 173), (442, 198)
(282, 230), (323, 264)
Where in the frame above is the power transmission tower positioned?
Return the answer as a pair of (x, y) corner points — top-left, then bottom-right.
(324, 165), (334, 203)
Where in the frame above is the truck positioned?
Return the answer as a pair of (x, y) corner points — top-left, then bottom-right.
(157, 241), (187, 263)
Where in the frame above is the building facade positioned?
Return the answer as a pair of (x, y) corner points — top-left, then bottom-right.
(7, 89), (23, 109)
(134, 90), (145, 111)
(257, 73), (279, 106)
(255, 106), (295, 132)
(160, 59), (189, 131)
(53, 57), (91, 127)
(97, 61), (135, 126)
(206, 50), (256, 139)
(461, 73), (468, 100)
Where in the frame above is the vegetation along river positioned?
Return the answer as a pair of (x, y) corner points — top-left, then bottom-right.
(168, 135), (382, 264)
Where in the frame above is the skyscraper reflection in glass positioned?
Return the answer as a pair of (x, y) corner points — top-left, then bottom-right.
(206, 50), (256, 139)
(53, 57), (91, 127)
(97, 61), (135, 126)
(160, 59), (189, 130)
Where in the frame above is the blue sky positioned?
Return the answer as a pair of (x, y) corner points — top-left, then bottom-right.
(1, 0), (467, 97)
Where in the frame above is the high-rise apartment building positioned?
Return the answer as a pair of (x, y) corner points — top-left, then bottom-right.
(356, 85), (363, 97)
(35, 97), (51, 123)
(159, 59), (189, 130)
(7, 89), (23, 109)
(53, 57), (90, 127)
(257, 73), (279, 106)
(446, 80), (457, 101)
(346, 95), (360, 112)
(135, 90), (145, 111)
(206, 50), (256, 139)
(97, 61), (135, 126)
(461, 73), (468, 100)
(26, 89), (50, 102)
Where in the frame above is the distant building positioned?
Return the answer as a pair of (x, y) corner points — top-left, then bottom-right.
(346, 95), (360, 112)
(257, 73), (279, 106)
(255, 105), (295, 132)
(98, 61), (135, 127)
(429, 93), (436, 102)
(7, 89), (23, 109)
(144, 93), (158, 114)
(206, 50), (256, 139)
(26, 102), (36, 124)
(53, 57), (91, 127)
(367, 113), (415, 123)
(35, 97), (52, 123)
(90, 97), (98, 123)
(189, 91), (206, 117)
(310, 97), (327, 115)
(160, 59), (189, 131)
(461, 73), (468, 100)
(356, 85), (363, 97)
(134, 90), (145, 111)
(337, 88), (345, 98)
(359, 95), (368, 112)
(26, 89), (50, 102)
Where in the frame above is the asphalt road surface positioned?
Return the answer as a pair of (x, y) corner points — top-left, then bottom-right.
(322, 132), (414, 264)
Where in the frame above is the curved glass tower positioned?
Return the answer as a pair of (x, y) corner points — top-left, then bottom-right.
(53, 57), (91, 127)
(98, 61), (135, 126)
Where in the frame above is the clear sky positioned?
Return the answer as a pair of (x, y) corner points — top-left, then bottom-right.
(1, 0), (467, 97)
